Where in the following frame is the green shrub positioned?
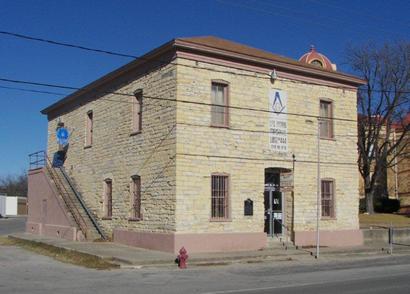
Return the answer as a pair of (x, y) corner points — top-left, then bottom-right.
(374, 198), (400, 213)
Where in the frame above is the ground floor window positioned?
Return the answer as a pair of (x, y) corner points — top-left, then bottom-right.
(130, 175), (141, 219)
(211, 174), (229, 220)
(321, 179), (335, 218)
(104, 179), (112, 218)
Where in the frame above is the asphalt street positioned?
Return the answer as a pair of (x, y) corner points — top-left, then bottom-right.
(1, 244), (410, 293)
(1, 218), (410, 293)
(0, 216), (26, 235)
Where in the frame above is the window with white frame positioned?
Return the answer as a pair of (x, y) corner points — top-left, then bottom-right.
(211, 82), (229, 127)
(319, 100), (333, 138)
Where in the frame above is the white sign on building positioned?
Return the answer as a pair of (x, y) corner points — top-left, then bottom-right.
(269, 90), (288, 152)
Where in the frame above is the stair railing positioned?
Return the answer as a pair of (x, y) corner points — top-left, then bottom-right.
(59, 167), (106, 240)
(45, 156), (90, 239)
(29, 151), (90, 239)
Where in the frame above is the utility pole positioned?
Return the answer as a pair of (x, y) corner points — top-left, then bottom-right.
(316, 119), (321, 259)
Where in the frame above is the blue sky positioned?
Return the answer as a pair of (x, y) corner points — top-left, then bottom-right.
(0, 0), (409, 177)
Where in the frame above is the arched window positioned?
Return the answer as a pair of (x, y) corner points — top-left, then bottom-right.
(310, 59), (323, 68)
(132, 89), (143, 133)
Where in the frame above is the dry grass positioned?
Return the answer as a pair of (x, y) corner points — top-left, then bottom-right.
(0, 236), (119, 270)
(360, 213), (410, 228)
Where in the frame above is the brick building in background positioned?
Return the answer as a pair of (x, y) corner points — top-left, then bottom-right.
(358, 113), (410, 213)
(389, 114), (410, 213)
(27, 36), (365, 253)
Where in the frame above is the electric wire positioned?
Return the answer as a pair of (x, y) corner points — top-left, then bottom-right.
(1, 29), (409, 95)
(0, 81), (360, 140)
(0, 77), (361, 123)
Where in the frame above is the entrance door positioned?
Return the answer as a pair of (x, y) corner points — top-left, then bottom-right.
(272, 191), (283, 235)
(264, 187), (283, 236)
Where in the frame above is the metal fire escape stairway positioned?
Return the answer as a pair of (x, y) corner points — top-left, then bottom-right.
(40, 155), (106, 241)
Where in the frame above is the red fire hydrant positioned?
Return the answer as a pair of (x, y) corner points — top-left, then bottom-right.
(176, 247), (188, 269)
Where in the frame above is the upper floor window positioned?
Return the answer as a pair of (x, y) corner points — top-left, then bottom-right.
(132, 90), (143, 133)
(321, 179), (335, 218)
(211, 174), (229, 220)
(319, 100), (333, 138)
(85, 111), (93, 146)
(211, 82), (229, 127)
(130, 175), (142, 220)
(103, 179), (112, 218)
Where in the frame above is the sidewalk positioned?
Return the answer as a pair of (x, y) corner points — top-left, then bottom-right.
(8, 233), (410, 268)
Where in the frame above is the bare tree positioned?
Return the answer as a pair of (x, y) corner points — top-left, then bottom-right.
(347, 42), (410, 214)
(0, 171), (28, 197)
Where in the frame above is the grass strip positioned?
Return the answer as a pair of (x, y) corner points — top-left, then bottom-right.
(360, 213), (410, 228)
(0, 236), (119, 270)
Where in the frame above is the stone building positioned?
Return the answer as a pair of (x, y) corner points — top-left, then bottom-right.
(27, 36), (366, 253)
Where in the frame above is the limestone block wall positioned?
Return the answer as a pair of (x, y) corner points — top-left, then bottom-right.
(47, 63), (177, 236)
(175, 57), (360, 235)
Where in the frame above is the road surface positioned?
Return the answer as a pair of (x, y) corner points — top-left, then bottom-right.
(1, 218), (409, 293)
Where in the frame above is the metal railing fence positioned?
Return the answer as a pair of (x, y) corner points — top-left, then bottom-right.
(28, 151), (89, 239)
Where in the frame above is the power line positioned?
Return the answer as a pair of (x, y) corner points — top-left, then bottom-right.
(0, 81), (361, 138)
(218, 0), (403, 37)
(0, 30), (137, 59)
(177, 121), (359, 138)
(2, 29), (409, 95)
(1, 76), (407, 134)
(0, 85), (67, 96)
(0, 30), (270, 81)
(0, 77), (359, 122)
(306, 0), (410, 28)
(177, 152), (357, 166)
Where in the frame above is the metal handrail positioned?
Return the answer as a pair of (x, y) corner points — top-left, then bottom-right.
(274, 219), (291, 249)
(59, 167), (106, 240)
(29, 151), (46, 170)
(45, 157), (89, 239)
(31, 151), (90, 239)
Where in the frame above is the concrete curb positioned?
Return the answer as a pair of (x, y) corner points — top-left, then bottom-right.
(7, 234), (300, 268)
(8, 234), (410, 269)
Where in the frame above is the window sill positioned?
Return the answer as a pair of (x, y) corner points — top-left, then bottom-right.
(102, 216), (112, 220)
(321, 217), (336, 221)
(129, 131), (141, 137)
(210, 218), (232, 222)
(128, 217), (142, 222)
(210, 124), (230, 129)
(320, 137), (336, 141)
(84, 145), (92, 149)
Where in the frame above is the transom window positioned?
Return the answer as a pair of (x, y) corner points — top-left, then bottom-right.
(211, 82), (229, 127)
(211, 174), (229, 220)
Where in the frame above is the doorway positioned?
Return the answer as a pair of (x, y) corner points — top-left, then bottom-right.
(264, 168), (284, 237)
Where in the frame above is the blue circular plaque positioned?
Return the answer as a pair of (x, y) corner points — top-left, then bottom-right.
(56, 127), (69, 145)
